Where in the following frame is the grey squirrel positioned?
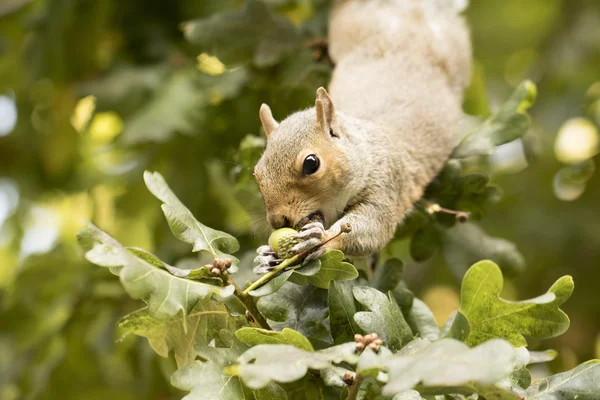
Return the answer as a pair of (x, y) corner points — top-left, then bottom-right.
(254, 0), (471, 269)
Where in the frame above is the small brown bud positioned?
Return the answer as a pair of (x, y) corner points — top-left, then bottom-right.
(355, 343), (365, 351)
(354, 334), (363, 342)
(210, 267), (221, 276)
(456, 212), (470, 223)
(245, 310), (255, 323)
(340, 222), (352, 233)
(342, 371), (354, 386)
(213, 258), (225, 268)
(374, 339), (383, 345)
(223, 259), (233, 268)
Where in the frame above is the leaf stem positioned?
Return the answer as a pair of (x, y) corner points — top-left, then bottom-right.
(242, 254), (301, 295)
(225, 272), (271, 330)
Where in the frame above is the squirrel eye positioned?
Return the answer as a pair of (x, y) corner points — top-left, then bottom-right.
(302, 154), (320, 175)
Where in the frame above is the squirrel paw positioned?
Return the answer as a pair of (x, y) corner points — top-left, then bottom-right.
(303, 247), (327, 263)
(297, 221), (325, 239)
(253, 245), (282, 274)
(293, 222), (328, 264)
(292, 221), (325, 253)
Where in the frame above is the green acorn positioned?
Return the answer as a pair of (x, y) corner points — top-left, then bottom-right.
(268, 228), (302, 259)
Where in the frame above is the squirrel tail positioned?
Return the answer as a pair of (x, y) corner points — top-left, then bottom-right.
(329, 0), (472, 97)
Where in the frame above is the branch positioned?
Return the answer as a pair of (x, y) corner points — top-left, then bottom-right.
(225, 272), (271, 330)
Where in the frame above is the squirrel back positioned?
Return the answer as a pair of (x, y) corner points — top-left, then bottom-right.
(254, 0), (472, 257)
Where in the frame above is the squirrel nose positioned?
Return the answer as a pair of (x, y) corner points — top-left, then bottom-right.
(268, 214), (291, 229)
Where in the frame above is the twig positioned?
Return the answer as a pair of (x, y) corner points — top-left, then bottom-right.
(242, 253), (303, 295)
(224, 272), (271, 330)
(346, 374), (364, 400)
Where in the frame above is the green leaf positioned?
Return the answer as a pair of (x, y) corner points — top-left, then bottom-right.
(410, 224), (440, 262)
(182, 0), (300, 67)
(144, 170), (240, 270)
(234, 344), (355, 390)
(288, 259), (322, 286)
(171, 359), (248, 400)
(453, 80), (537, 158)
(441, 223), (525, 279)
(526, 360), (600, 399)
(370, 258), (404, 293)
(381, 339), (516, 397)
(257, 282), (332, 347)
(127, 247), (215, 281)
(451, 260), (573, 347)
(406, 299), (440, 341)
(235, 327), (314, 352)
(253, 383), (289, 400)
(528, 349), (558, 364)
(119, 300), (247, 368)
(305, 250), (358, 289)
(353, 286), (413, 352)
(77, 222), (233, 320)
(391, 390), (424, 400)
(328, 280), (362, 344)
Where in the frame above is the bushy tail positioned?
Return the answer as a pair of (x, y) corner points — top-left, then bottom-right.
(329, 0), (471, 96)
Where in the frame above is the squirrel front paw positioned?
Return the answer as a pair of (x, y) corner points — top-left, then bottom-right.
(292, 222), (329, 263)
(253, 245), (282, 274)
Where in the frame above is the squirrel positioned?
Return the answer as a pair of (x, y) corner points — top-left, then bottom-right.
(254, 0), (471, 270)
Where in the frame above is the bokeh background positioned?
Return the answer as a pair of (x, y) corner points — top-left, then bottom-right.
(0, 0), (599, 399)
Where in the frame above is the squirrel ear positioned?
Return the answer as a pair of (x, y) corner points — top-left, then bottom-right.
(315, 87), (335, 128)
(259, 103), (279, 138)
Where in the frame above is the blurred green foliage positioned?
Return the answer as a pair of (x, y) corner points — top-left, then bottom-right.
(0, 0), (599, 399)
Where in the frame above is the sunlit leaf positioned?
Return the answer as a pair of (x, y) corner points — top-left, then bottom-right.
(449, 260), (573, 346)
(78, 222), (234, 320)
(381, 339), (516, 397)
(235, 327), (314, 352)
(233, 343), (356, 390)
(120, 300), (246, 368)
(171, 359), (248, 400)
(526, 360), (600, 399)
(144, 170), (240, 270)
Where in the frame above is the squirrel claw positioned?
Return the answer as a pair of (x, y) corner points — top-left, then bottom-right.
(303, 247), (327, 263)
(291, 237), (321, 254)
(253, 253), (282, 274)
(257, 245), (276, 256)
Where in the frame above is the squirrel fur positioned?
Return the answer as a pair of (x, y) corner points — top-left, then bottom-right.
(254, 0), (472, 259)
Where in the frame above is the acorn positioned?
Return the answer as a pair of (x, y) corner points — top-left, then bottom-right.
(268, 228), (302, 259)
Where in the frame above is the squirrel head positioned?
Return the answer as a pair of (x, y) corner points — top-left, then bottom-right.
(254, 88), (353, 231)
